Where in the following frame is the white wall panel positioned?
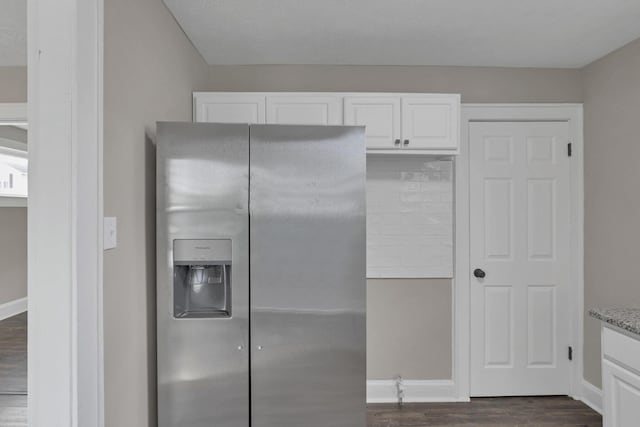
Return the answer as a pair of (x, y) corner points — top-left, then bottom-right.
(484, 286), (513, 367)
(366, 156), (453, 278)
(483, 178), (513, 260)
(484, 136), (513, 163)
(527, 286), (556, 366)
(527, 136), (556, 164)
(528, 179), (556, 260)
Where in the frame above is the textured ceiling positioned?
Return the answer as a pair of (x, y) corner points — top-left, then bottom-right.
(164, 0), (640, 67)
(0, 0), (26, 66)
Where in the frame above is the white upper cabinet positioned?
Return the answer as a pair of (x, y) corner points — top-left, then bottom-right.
(344, 96), (401, 150)
(401, 95), (460, 151)
(194, 92), (461, 154)
(266, 95), (342, 125)
(194, 93), (266, 124)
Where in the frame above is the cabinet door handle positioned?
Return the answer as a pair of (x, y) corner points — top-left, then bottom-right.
(394, 139), (401, 146)
(403, 139), (410, 146)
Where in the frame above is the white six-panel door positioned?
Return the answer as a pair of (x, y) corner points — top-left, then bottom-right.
(469, 121), (571, 396)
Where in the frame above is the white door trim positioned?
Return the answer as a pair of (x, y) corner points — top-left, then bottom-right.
(0, 103), (28, 125)
(454, 104), (584, 401)
(0, 197), (27, 207)
(28, 0), (104, 425)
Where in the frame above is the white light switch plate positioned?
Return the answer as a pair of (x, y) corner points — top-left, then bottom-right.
(104, 217), (117, 250)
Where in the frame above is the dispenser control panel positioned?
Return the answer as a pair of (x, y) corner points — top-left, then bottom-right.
(174, 239), (231, 265)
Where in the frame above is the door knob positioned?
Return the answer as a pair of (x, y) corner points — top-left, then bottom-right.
(403, 139), (410, 146)
(394, 139), (401, 146)
(473, 268), (486, 279)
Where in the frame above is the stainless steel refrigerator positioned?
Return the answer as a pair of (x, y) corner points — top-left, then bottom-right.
(156, 122), (366, 427)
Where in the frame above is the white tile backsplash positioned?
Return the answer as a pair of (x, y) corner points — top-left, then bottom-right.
(367, 156), (454, 278)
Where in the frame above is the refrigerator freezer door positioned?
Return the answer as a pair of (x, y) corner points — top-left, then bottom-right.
(249, 125), (367, 427)
(157, 122), (250, 427)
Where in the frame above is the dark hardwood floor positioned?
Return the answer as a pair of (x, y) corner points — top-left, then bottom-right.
(368, 396), (602, 426)
(0, 313), (602, 426)
(0, 313), (27, 427)
(0, 395), (26, 427)
(0, 313), (27, 393)
(0, 395), (603, 427)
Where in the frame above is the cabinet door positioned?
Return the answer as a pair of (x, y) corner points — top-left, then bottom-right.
(344, 96), (401, 150)
(266, 95), (342, 125)
(603, 359), (640, 427)
(194, 93), (266, 124)
(401, 95), (460, 150)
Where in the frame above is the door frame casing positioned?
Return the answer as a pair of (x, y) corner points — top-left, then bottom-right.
(454, 104), (584, 401)
(28, 0), (104, 425)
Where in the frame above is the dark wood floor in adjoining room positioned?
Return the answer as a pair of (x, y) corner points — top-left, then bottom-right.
(0, 312), (27, 394)
(368, 396), (602, 427)
(0, 395), (26, 427)
(0, 312), (27, 427)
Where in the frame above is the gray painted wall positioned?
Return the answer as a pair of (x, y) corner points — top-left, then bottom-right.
(0, 66), (27, 103)
(368, 279), (451, 379)
(582, 37), (640, 388)
(0, 208), (27, 305)
(103, 0), (209, 425)
(207, 64), (584, 381)
(207, 64), (583, 103)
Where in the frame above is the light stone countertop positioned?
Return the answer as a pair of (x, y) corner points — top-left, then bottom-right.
(589, 308), (640, 337)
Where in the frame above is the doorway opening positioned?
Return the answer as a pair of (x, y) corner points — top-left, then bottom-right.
(455, 104), (584, 401)
(0, 105), (28, 426)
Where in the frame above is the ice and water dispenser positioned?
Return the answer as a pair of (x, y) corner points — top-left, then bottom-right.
(173, 239), (232, 318)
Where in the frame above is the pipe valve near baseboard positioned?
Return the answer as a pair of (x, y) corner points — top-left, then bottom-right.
(395, 375), (405, 407)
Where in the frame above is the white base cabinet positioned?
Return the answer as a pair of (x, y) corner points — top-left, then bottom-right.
(602, 326), (640, 427)
(194, 92), (461, 154)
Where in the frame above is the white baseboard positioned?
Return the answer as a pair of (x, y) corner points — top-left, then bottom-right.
(580, 379), (603, 415)
(368, 378), (601, 409)
(0, 297), (27, 321)
(0, 197), (27, 207)
(367, 379), (466, 403)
